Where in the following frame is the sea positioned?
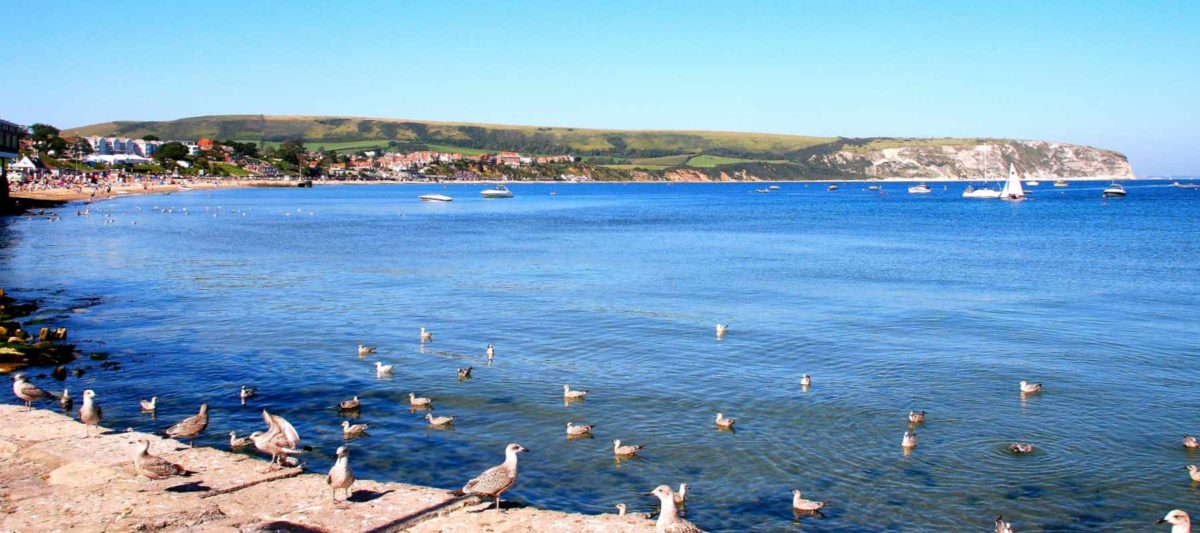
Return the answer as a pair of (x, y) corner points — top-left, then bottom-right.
(2, 180), (1198, 531)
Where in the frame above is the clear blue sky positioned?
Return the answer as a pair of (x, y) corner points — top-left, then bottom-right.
(2, 0), (1196, 174)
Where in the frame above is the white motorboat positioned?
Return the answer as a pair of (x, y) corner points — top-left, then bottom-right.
(1025, 180), (1040, 186)
(867, 185), (880, 191)
(827, 184), (839, 191)
(1172, 181), (1200, 189)
(962, 184), (1001, 199)
(768, 185), (781, 190)
(1000, 163), (1026, 201)
(908, 183), (932, 194)
(1053, 180), (1069, 187)
(480, 184), (513, 198)
(1102, 183), (1126, 197)
(419, 193), (453, 202)
(753, 188), (771, 194)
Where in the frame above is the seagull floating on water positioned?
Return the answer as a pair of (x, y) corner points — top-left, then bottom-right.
(229, 431), (251, 450)
(715, 413), (736, 430)
(715, 324), (728, 338)
(486, 343), (495, 361)
(646, 485), (702, 533)
(1010, 443), (1035, 454)
(458, 366), (473, 379)
(164, 403), (209, 448)
(140, 396), (157, 412)
(426, 414), (456, 427)
(357, 344), (376, 357)
(1159, 509), (1191, 533)
(12, 373), (55, 411)
(566, 422), (594, 437)
(133, 439), (190, 480)
(338, 396), (360, 410)
(60, 387), (72, 410)
(327, 445), (355, 501)
(791, 489), (825, 513)
(908, 410), (926, 424)
(1188, 465), (1200, 483)
(80, 389), (103, 437)
(342, 420), (369, 439)
(1019, 381), (1043, 394)
(420, 327), (434, 343)
(995, 515), (1015, 533)
(902, 431), (918, 449)
(1185, 436), (1199, 449)
(614, 503), (651, 519)
(375, 361), (394, 377)
(563, 384), (588, 400)
(252, 409), (304, 470)
(800, 374), (812, 387)
(409, 392), (433, 408)
(673, 483), (689, 505)
(613, 439), (645, 457)
(451, 442), (528, 511)
(240, 385), (257, 405)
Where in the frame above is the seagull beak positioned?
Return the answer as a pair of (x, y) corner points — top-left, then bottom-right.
(1158, 519), (1168, 524)
(520, 447), (530, 453)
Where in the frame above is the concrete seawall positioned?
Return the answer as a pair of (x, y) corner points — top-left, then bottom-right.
(0, 404), (653, 532)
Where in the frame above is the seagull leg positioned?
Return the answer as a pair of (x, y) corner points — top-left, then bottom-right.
(495, 496), (501, 511)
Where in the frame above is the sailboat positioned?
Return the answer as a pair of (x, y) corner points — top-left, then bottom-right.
(1000, 163), (1026, 201)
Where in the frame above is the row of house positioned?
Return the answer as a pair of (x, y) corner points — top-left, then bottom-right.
(86, 136), (220, 157)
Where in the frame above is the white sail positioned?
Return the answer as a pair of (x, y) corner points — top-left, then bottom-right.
(1001, 162), (1025, 200)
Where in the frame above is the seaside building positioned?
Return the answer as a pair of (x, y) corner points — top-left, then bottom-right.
(86, 136), (162, 157)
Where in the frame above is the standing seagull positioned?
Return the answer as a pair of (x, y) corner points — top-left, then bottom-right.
(12, 374), (55, 411)
(646, 485), (702, 533)
(133, 439), (190, 479)
(79, 389), (103, 437)
(486, 343), (495, 362)
(60, 388), (72, 411)
(164, 404), (209, 448)
(251, 409), (303, 470)
(1159, 509), (1191, 533)
(229, 431), (251, 450)
(451, 442), (529, 511)
(327, 446), (355, 501)
(420, 327), (434, 343)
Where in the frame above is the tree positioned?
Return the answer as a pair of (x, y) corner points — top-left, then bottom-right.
(155, 141), (189, 161)
(30, 123), (60, 144)
(142, 135), (160, 141)
(276, 138), (306, 165)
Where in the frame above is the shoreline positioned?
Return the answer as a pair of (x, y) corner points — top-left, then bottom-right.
(0, 404), (651, 532)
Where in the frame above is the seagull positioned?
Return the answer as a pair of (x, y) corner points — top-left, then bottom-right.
(342, 420), (369, 438)
(229, 431), (251, 450)
(563, 384), (588, 400)
(140, 396), (157, 412)
(715, 323), (728, 338)
(79, 389), (103, 437)
(800, 374), (812, 387)
(791, 489), (825, 513)
(327, 446), (355, 501)
(646, 485), (702, 533)
(164, 404), (209, 448)
(457, 366), (473, 379)
(409, 392), (433, 408)
(674, 483), (689, 505)
(251, 409), (303, 470)
(1188, 465), (1200, 483)
(60, 388), (72, 410)
(133, 439), (190, 479)
(357, 344), (376, 357)
(715, 413), (736, 430)
(566, 422), (595, 437)
(614, 503), (650, 519)
(338, 396), (360, 410)
(995, 515), (1015, 533)
(908, 410), (926, 424)
(451, 442), (528, 511)
(486, 343), (495, 361)
(12, 373), (55, 411)
(426, 414), (456, 427)
(240, 385), (257, 405)
(420, 327), (433, 343)
(1010, 443), (1035, 454)
(1159, 509), (1191, 533)
(1185, 436), (1199, 449)
(1019, 381), (1043, 394)
(613, 439), (644, 457)
(375, 361), (394, 377)
(902, 431), (918, 449)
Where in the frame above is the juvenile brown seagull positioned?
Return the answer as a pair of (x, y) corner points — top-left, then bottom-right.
(646, 485), (702, 533)
(451, 442), (528, 511)
(164, 403), (209, 448)
(133, 439), (190, 479)
(327, 446), (355, 501)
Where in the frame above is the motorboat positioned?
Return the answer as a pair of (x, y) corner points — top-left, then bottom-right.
(419, 193), (453, 202)
(867, 185), (880, 191)
(480, 184), (513, 198)
(962, 184), (1001, 199)
(908, 183), (932, 194)
(1025, 180), (1040, 186)
(1172, 181), (1200, 189)
(768, 185), (781, 190)
(827, 184), (839, 191)
(1102, 183), (1126, 197)
(1053, 180), (1069, 187)
(999, 163), (1026, 201)
(753, 188), (771, 193)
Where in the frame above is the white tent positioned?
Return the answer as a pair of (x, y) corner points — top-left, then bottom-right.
(85, 154), (153, 165)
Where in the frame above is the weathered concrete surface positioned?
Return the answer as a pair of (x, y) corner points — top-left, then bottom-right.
(0, 405), (653, 532)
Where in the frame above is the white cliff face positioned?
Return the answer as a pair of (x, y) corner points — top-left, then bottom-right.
(848, 141), (1134, 179)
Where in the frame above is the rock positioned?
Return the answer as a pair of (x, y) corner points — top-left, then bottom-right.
(47, 462), (123, 487)
(38, 328), (49, 341)
(6, 337), (23, 345)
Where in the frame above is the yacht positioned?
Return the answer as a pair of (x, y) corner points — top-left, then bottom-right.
(962, 184), (1001, 199)
(480, 184), (514, 198)
(1102, 183), (1126, 197)
(1053, 180), (1069, 187)
(1000, 163), (1026, 201)
(908, 183), (932, 194)
(419, 193), (453, 202)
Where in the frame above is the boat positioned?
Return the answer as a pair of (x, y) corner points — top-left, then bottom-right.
(962, 184), (1001, 199)
(480, 184), (513, 198)
(908, 183), (932, 194)
(1053, 180), (1069, 187)
(753, 188), (771, 194)
(1000, 163), (1026, 201)
(768, 185), (781, 190)
(1025, 180), (1040, 186)
(419, 193), (453, 202)
(867, 185), (880, 191)
(827, 184), (839, 191)
(1172, 181), (1200, 189)
(1102, 183), (1126, 197)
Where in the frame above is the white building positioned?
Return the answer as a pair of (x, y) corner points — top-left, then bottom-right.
(87, 136), (161, 157)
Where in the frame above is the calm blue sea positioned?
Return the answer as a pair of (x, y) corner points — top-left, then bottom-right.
(2, 181), (1198, 531)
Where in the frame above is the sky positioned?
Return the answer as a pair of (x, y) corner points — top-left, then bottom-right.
(2, 0), (1197, 174)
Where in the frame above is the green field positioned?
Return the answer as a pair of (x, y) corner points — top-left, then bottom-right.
(425, 144), (492, 156)
(685, 155), (789, 168)
(628, 154), (693, 167)
(602, 164), (670, 171)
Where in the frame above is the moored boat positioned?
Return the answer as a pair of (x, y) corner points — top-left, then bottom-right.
(1000, 163), (1026, 201)
(481, 184), (514, 198)
(1053, 180), (1069, 187)
(419, 193), (453, 202)
(962, 184), (1001, 199)
(1102, 183), (1126, 197)
(827, 184), (839, 191)
(908, 183), (932, 194)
